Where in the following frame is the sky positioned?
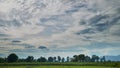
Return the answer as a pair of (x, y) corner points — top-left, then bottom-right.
(0, 0), (120, 58)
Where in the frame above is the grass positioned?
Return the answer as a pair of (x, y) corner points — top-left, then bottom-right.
(0, 66), (113, 68)
(0, 62), (120, 68)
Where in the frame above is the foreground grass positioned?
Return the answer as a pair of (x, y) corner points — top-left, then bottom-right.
(0, 66), (114, 68)
(0, 62), (120, 68)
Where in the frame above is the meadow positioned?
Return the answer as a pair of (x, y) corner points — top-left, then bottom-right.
(0, 66), (115, 68)
(0, 62), (120, 68)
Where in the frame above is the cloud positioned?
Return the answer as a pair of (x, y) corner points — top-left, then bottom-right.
(0, 0), (120, 57)
(0, 53), (6, 57)
(20, 0), (120, 48)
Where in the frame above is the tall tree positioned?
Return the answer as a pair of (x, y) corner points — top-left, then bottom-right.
(37, 57), (47, 62)
(100, 56), (106, 62)
(7, 53), (18, 62)
(71, 55), (78, 62)
(57, 56), (61, 62)
(26, 56), (34, 62)
(67, 56), (70, 62)
(85, 56), (91, 62)
(102, 56), (106, 62)
(78, 54), (85, 62)
(96, 56), (99, 62)
(0, 57), (5, 63)
(53, 57), (56, 62)
(62, 57), (65, 62)
(48, 57), (53, 62)
(91, 55), (96, 62)
(91, 55), (99, 62)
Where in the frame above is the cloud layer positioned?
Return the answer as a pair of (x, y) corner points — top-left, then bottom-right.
(0, 0), (120, 58)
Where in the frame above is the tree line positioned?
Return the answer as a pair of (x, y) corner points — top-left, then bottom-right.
(0, 53), (106, 63)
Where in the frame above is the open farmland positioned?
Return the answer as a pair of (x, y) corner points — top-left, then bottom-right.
(0, 62), (120, 68)
(0, 66), (115, 68)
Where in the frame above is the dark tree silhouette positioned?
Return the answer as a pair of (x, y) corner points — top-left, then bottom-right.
(7, 53), (18, 62)
(26, 56), (34, 62)
(72, 55), (78, 62)
(58, 56), (61, 62)
(85, 56), (91, 62)
(102, 56), (106, 62)
(96, 56), (99, 62)
(37, 57), (47, 62)
(0, 57), (5, 63)
(0, 53), (104, 63)
(48, 57), (54, 62)
(100, 56), (106, 62)
(62, 57), (65, 62)
(91, 55), (99, 62)
(78, 54), (85, 62)
(67, 56), (70, 62)
(91, 55), (96, 62)
(18, 58), (26, 62)
(71, 54), (100, 62)
(53, 57), (57, 62)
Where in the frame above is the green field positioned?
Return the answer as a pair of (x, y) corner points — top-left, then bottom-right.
(0, 62), (119, 68)
(0, 66), (115, 68)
